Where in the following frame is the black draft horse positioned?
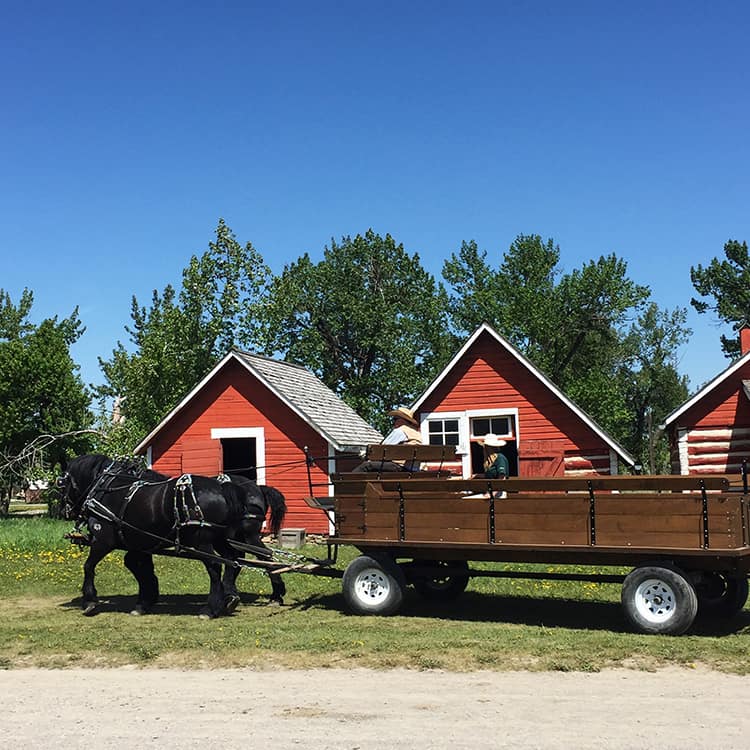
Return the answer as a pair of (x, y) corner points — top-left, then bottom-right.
(59, 454), (286, 617)
(219, 474), (288, 606)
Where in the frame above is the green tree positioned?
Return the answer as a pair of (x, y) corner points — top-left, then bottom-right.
(0, 289), (92, 515)
(97, 219), (271, 447)
(620, 304), (691, 472)
(258, 230), (456, 430)
(690, 239), (750, 358)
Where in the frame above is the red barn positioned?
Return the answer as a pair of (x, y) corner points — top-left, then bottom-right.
(410, 324), (634, 476)
(134, 351), (382, 533)
(663, 328), (750, 475)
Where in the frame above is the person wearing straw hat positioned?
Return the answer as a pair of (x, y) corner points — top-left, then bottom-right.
(353, 406), (423, 473)
(383, 406), (421, 447)
(480, 434), (509, 479)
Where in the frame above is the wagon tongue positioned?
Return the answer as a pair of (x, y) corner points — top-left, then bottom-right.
(227, 538), (273, 559)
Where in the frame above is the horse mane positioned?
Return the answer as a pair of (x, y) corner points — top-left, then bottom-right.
(65, 453), (112, 492)
(218, 479), (253, 522)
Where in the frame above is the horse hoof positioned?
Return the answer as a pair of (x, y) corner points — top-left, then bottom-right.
(268, 597), (284, 607)
(130, 605), (148, 616)
(224, 595), (240, 615)
(82, 602), (97, 616)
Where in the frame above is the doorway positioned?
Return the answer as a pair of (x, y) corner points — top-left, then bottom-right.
(221, 437), (257, 481)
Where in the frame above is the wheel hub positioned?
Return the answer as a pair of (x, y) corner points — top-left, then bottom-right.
(635, 579), (676, 623)
(355, 570), (389, 604)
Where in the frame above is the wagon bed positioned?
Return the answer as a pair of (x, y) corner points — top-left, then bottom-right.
(313, 447), (750, 634)
(328, 473), (750, 571)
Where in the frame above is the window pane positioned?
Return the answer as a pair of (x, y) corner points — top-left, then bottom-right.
(428, 421), (441, 433)
(473, 419), (489, 436)
(429, 435), (443, 445)
(444, 419), (459, 432)
(445, 433), (459, 446)
(491, 417), (510, 435)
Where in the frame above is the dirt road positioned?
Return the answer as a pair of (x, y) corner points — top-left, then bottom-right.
(1, 667), (748, 749)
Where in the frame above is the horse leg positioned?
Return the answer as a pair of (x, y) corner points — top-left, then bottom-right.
(124, 551), (159, 615)
(81, 541), (111, 616)
(220, 556), (242, 614)
(267, 569), (286, 605)
(200, 553), (226, 619)
(250, 534), (285, 605)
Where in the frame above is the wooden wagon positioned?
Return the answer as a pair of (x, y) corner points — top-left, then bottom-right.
(307, 444), (750, 635)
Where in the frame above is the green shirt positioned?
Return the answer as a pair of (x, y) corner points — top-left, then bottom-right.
(484, 452), (509, 479)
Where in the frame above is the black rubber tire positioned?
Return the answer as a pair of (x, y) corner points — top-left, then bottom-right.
(342, 555), (405, 616)
(621, 564), (698, 635)
(694, 572), (749, 618)
(412, 560), (470, 601)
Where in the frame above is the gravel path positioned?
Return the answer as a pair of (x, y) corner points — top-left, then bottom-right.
(2, 667), (748, 749)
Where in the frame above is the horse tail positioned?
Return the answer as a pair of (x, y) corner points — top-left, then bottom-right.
(260, 485), (287, 537)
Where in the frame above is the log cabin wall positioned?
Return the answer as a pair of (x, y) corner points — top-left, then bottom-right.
(667, 358), (750, 475)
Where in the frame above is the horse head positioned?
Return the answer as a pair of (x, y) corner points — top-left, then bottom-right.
(57, 453), (113, 520)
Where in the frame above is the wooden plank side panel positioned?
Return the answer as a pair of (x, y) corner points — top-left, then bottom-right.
(361, 512), (399, 540)
(595, 531), (703, 548)
(706, 498), (745, 548)
(336, 508), (365, 537)
(405, 512), (489, 530)
(403, 497), (489, 514)
(494, 513), (589, 533)
(407, 528), (489, 543)
(596, 497), (703, 517)
(497, 497), (591, 516)
(493, 529), (589, 545)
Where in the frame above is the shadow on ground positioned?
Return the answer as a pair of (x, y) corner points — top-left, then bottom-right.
(59, 588), (750, 636)
(290, 589), (750, 636)
(60, 591), (280, 617)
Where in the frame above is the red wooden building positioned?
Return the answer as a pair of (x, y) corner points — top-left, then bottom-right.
(663, 328), (750, 474)
(134, 351), (382, 533)
(410, 324), (634, 476)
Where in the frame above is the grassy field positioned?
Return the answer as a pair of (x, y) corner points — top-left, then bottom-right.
(1, 517), (749, 672)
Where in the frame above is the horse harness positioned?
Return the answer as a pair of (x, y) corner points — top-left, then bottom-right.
(80, 466), (229, 552)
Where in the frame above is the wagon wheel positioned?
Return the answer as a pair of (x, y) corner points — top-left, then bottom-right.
(693, 572), (749, 618)
(412, 560), (470, 601)
(621, 564), (698, 635)
(342, 555), (405, 616)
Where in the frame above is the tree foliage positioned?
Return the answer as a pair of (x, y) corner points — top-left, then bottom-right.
(0, 289), (92, 515)
(620, 304), (691, 472)
(690, 239), (750, 358)
(96, 219), (271, 447)
(442, 235), (689, 468)
(258, 230), (456, 431)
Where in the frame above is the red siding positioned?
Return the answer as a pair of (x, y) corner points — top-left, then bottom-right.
(678, 363), (750, 430)
(669, 360), (750, 474)
(148, 359), (331, 533)
(420, 331), (615, 475)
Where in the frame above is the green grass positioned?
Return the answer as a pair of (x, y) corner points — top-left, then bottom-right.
(1, 518), (749, 672)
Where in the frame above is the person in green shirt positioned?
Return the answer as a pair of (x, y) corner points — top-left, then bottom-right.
(481, 434), (509, 478)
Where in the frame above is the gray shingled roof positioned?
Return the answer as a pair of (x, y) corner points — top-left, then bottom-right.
(234, 351), (383, 449)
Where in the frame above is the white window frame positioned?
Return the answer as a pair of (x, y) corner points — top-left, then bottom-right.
(210, 427), (266, 485)
(421, 408), (520, 478)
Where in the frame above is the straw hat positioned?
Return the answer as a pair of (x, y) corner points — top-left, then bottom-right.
(387, 406), (418, 426)
(479, 434), (507, 448)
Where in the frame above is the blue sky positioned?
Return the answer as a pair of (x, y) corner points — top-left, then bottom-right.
(2, 1), (749, 397)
